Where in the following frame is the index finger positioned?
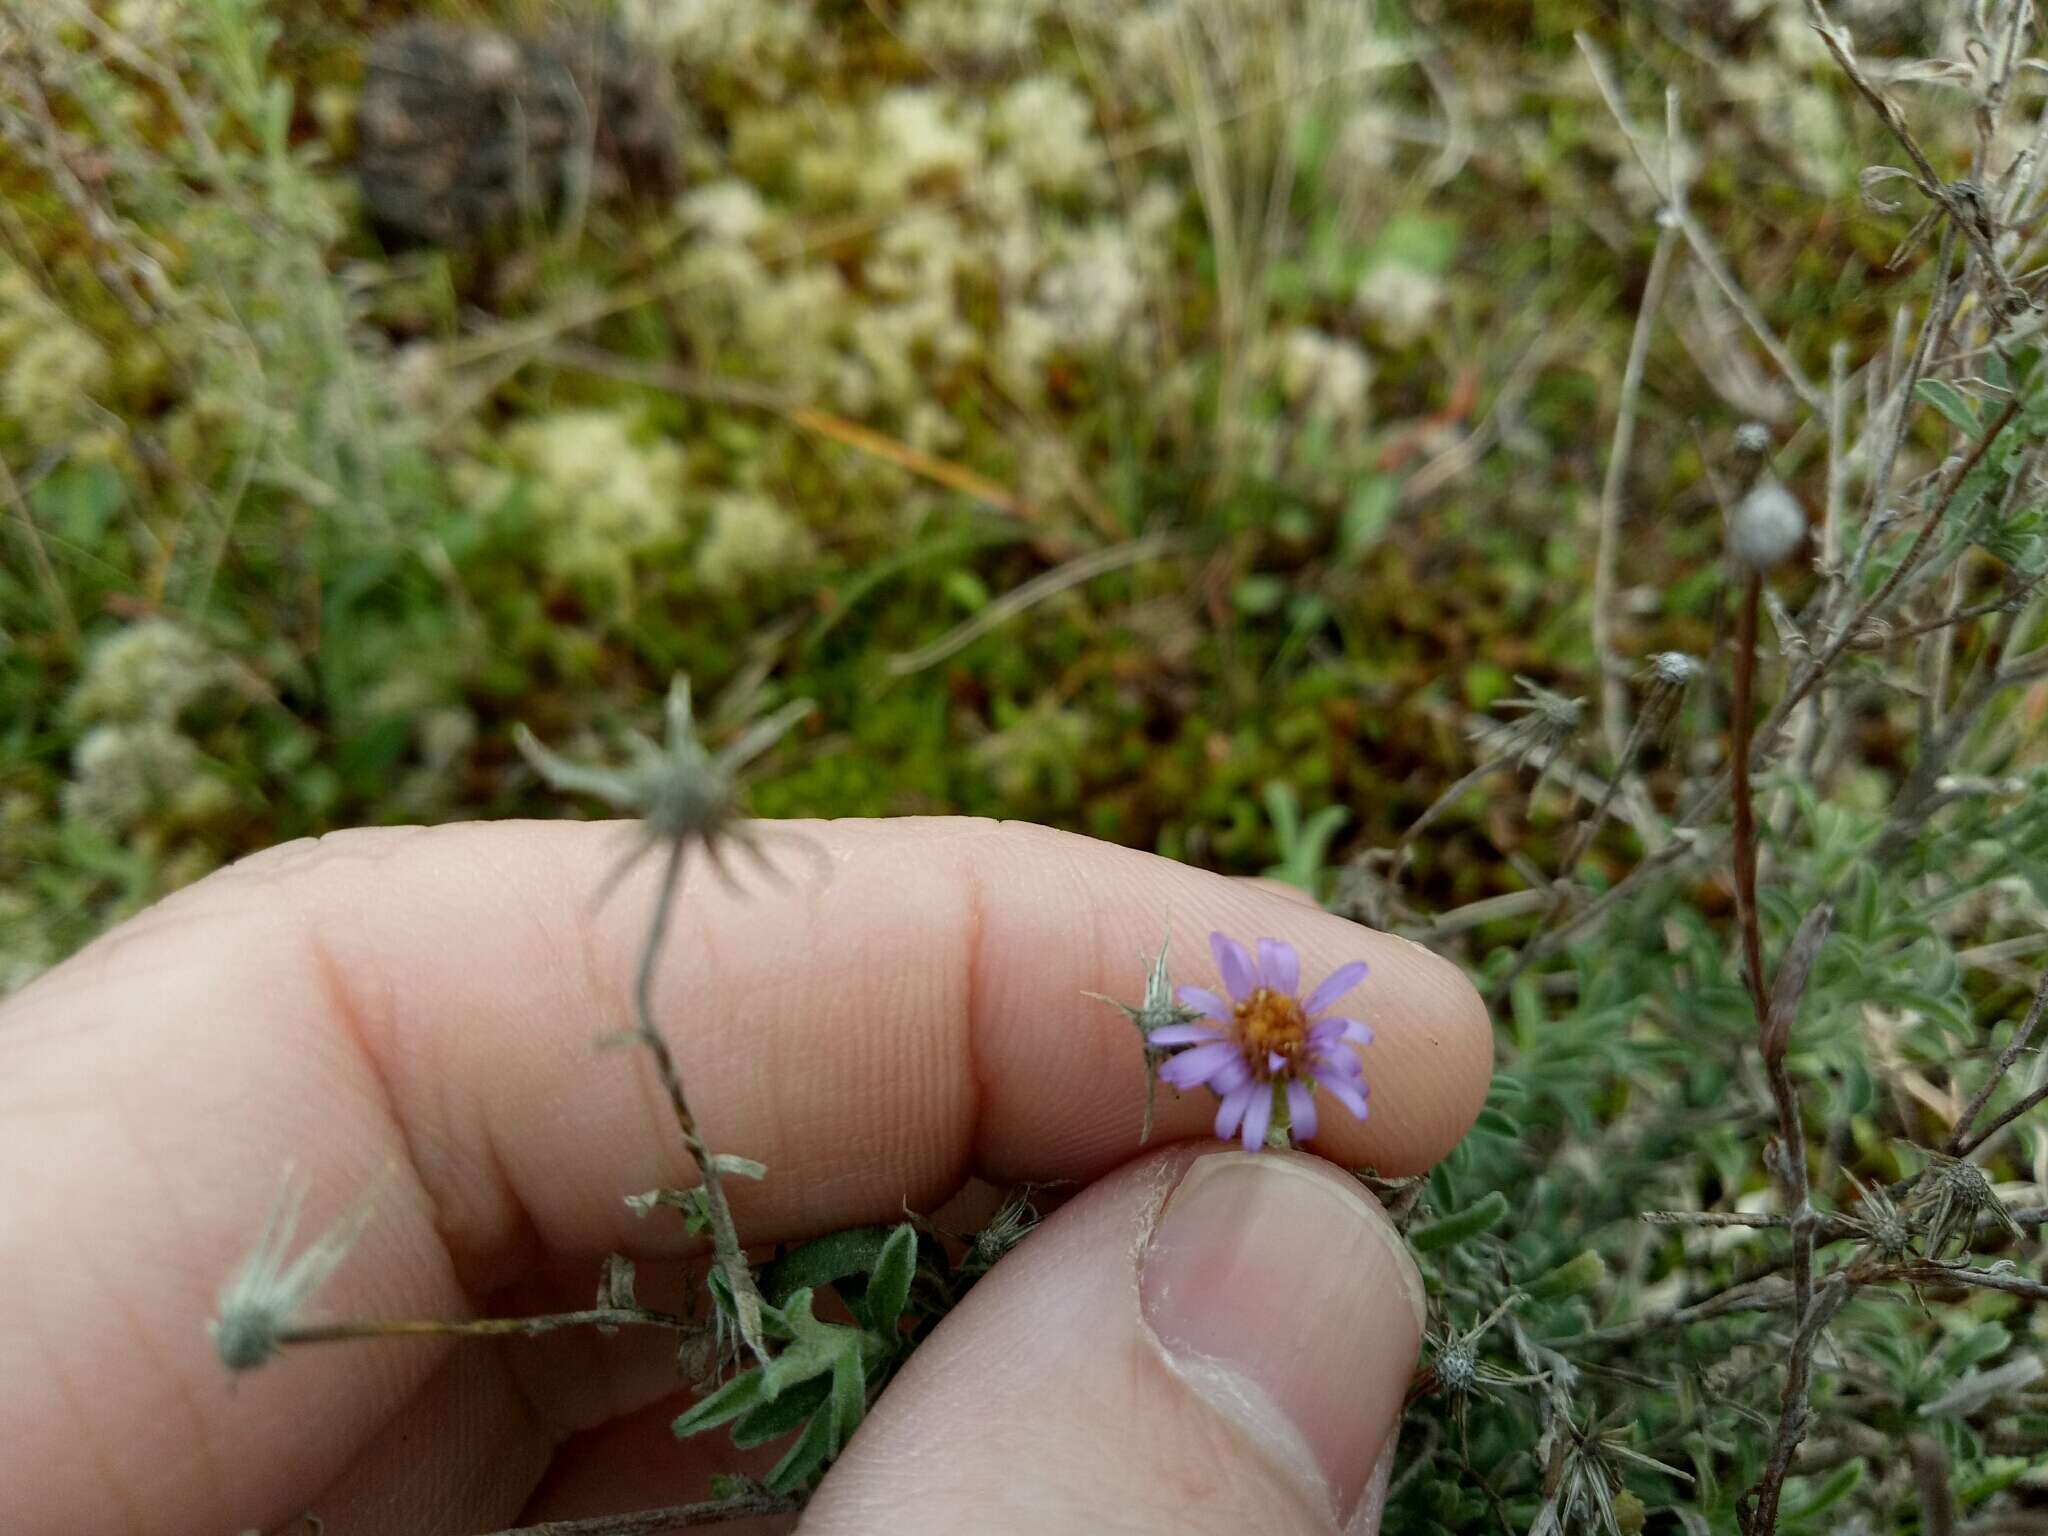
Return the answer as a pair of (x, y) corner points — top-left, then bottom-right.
(275, 816), (1487, 1251)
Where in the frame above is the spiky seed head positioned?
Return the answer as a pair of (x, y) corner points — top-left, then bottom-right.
(1868, 1207), (1913, 1258)
(211, 1167), (387, 1373)
(1435, 1336), (1479, 1395)
(1937, 1158), (1994, 1209)
(1644, 651), (1702, 688)
(969, 1189), (1040, 1268)
(1502, 677), (1584, 736)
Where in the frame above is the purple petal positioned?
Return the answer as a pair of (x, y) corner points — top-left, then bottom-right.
(1268, 1051), (1287, 1074)
(1314, 1043), (1366, 1080)
(1211, 931), (1258, 1003)
(1176, 985), (1234, 1024)
(1148, 1022), (1226, 1047)
(1209, 1055), (1254, 1095)
(1302, 960), (1369, 1018)
(1315, 1069), (1369, 1120)
(1214, 1083), (1257, 1141)
(1158, 1041), (1238, 1090)
(1256, 938), (1299, 995)
(1241, 1082), (1273, 1150)
(1286, 1080), (1318, 1143)
(1309, 1017), (1374, 1048)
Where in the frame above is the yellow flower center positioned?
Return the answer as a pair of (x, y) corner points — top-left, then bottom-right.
(1235, 987), (1309, 1069)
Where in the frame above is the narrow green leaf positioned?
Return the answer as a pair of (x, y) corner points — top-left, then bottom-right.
(859, 1223), (918, 1336)
(1916, 378), (1981, 433)
(765, 1406), (836, 1494)
(1408, 1190), (1509, 1253)
(1781, 1458), (1864, 1520)
(730, 1374), (831, 1449)
(830, 1343), (868, 1450)
(762, 1227), (893, 1308)
(1523, 1250), (1606, 1301)
(1471, 1107), (1519, 1140)
(673, 1368), (770, 1438)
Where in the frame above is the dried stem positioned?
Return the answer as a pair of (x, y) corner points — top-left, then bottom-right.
(1826, 216), (1963, 632)
(1380, 752), (1523, 922)
(1739, 710), (1832, 1535)
(1594, 215), (1683, 758)
(1578, 36), (1829, 420)
(633, 835), (772, 1365)
(1743, 1278), (1849, 1535)
(278, 1306), (695, 1348)
(1731, 570), (1769, 1023)
(1957, 1077), (2048, 1157)
(1883, 1261), (2048, 1303)
(1947, 972), (2048, 1153)
(1876, 581), (2045, 643)
(1828, 398), (2024, 654)
(1911, 1436), (1958, 1536)
(1642, 1203), (2046, 1238)
(475, 1491), (807, 1535)
(1804, 0), (2025, 312)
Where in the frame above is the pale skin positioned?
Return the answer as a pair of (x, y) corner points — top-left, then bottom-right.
(0, 817), (1491, 1535)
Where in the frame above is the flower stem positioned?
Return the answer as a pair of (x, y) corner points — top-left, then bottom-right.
(635, 833), (772, 1365)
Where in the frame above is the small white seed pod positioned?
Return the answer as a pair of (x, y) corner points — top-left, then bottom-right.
(1727, 477), (1807, 571)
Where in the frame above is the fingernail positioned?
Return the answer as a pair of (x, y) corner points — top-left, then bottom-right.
(1140, 1150), (1426, 1525)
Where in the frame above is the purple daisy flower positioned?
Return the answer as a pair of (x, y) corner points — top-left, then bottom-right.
(1155, 932), (1372, 1151)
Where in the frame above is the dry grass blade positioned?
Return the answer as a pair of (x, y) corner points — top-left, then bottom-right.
(885, 533), (1180, 676)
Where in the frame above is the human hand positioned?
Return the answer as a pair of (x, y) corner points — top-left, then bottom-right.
(0, 817), (1489, 1534)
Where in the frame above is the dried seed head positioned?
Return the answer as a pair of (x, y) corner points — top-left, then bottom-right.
(1434, 1336), (1480, 1395)
(515, 674), (812, 886)
(1087, 936), (1206, 1143)
(1503, 678), (1585, 735)
(1727, 478), (1807, 571)
(1732, 421), (1772, 458)
(1643, 651), (1703, 688)
(1935, 1157), (1993, 1210)
(1913, 1153), (2018, 1256)
(211, 1166), (388, 1372)
(968, 1188), (1041, 1269)
(1868, 1207), (1913, 1258)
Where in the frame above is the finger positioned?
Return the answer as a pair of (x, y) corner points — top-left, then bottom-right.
(804, 1143), (1425, 1535)
(1234, 875), (1324, 907)
(0, 817), (1487, 1533)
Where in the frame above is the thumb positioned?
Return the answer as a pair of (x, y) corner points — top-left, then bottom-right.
(803, 1144), (1427, 1534)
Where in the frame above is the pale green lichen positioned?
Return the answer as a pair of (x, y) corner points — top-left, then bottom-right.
(900, 0), (1053, 60)
(972, 695), (1092, 804)
(864, 88), (984, 204)
(1273, 327), (1374, 427)
(63, 721), (232, 832)
(492, 410), (687, 587)
(68, 619), (229, 727)
(0, 266), (112, 448)
(694, 492), (817, 588)
(678, 179), (775, 243)
(620, 0), (816, 84)
(990, 76), (1102, 194)
(1354, 261), (1446, 346)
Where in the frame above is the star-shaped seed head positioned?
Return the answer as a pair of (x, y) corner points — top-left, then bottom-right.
(1087, 937), (1205, 1145)
(515, 674), (812, 888)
